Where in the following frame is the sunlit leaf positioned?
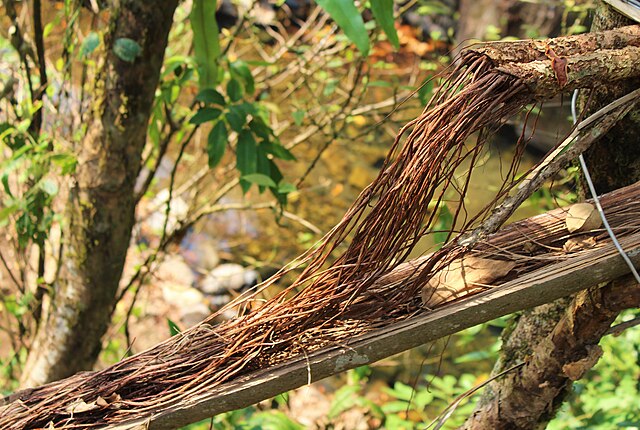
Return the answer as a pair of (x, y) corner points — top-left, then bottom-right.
(278, 182), (297, 194)
(316, 0), (370, 56)
(292, 109), (305, 126)
(38, 179), (58, 196)
(370, 0), (399, 49)
(167, 318), (181, 336)
(191, 0), (220, 89)
(242, 173), (276, 188)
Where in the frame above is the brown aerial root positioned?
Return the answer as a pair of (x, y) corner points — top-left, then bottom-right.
(3, 28), (640, 428)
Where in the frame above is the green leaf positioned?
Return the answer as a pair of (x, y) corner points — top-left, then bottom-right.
(207, 121), (227, 168)
(370, 0), (399, 49)
(230, 60), (255, 94)
(196, 89), (226, 106)
(248, 118), (273, 141)
(2, 174), (12, 197)
(38, 179), (58, 196)
(263, 142), (296, 161)
(418, 79), (434, 105)
(328, 385), (361, 418)
(80, 32), (100, 57)
(292, 109), (305, 126)
(167, 318), (182, 336)
(236, 131), (257, 192)
(316, 0), (369, 56)
(189, 107), (222, 125)
(225, 105), (248, 132)
(113, 38), (142, 63)
(191, 0), (221, 89)
(227, 78), (243, 102)
(242, 173), (276, 188)
(278, 182), (297, 194)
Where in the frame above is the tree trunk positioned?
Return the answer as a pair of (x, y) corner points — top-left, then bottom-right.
(20, 0), (179, 388)
(461, 2), (640, 428)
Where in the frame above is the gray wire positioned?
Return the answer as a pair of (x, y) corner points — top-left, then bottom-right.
(571, 89), (640, 283)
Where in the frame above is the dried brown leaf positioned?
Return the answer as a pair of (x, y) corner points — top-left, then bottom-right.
(565, 203), (602, 233)
(421, 256), (516, 307)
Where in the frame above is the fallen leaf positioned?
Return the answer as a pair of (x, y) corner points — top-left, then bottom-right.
(66, 399), (100, 414)
(565, 203), (602, 233)
(563, 235), (597, 253)
(545, 45), (568, 88)
(562, 345), (603, 380)
(421, 256), (516, 307)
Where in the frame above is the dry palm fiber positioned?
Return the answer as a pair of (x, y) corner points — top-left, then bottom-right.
(4, 29), (640, 428)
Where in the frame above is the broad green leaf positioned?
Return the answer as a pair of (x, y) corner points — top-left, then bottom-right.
(328, 385), (361, 419)
(113, 38), (141, 63)
(263, 142), (296, 161)
(230, 60), (255, 94)
(292, 109), (305, 126)
(207, 121), (227, 168)
(227, 78), (243, 102)
(191, 0), (220, 89)
(225, 105), (247, 132)
(277, 182), (297, 194)
(80, 32), (100, 57)
(248, 118), (273, 140)
(418, 78), (434, 105)
(189, 107), (222, 125)
(167, 318), (182, 336)
(2, 174), (12, 197)
(242, 173), (276, 188)
(316, 0), (369, 56)
(196, 88), (225, 106)
(38, 179), (58, 196)
(370, 0), (399, 49)
(236, 131), (257, 192)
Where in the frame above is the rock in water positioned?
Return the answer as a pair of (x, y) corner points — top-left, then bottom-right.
(200, 263), (258, 295)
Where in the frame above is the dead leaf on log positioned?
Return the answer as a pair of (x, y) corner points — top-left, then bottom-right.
(66, 398), (100, 415)
(562, 345), (603, 380)
(545, 45), (569, 88)
(96, 393), (122, 409)
(565, 203), (602, 233)
(421, 256), (516, 307)
(563, 235), (597, 253)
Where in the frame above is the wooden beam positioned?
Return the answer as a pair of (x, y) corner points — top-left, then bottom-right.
(111, 233), (640, 429)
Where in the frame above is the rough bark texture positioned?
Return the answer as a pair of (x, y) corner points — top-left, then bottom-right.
(462, 278), (640, 430)
(462, 3), (640, 429)
(582, 8), (640, 193)
(20, 0), (179, 388)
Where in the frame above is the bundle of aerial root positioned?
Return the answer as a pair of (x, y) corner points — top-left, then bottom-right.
(3, 25), (640, 429)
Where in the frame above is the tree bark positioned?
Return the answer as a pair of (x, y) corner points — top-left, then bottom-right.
(462, 3), (640, 429)
(20, 0), (179, 388)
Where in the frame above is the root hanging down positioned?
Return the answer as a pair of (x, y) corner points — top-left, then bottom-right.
(4, 27), (640, 428)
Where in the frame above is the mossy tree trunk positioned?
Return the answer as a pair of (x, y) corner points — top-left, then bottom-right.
(461, 3), (640, 429)
(20, 0), (179, 388)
